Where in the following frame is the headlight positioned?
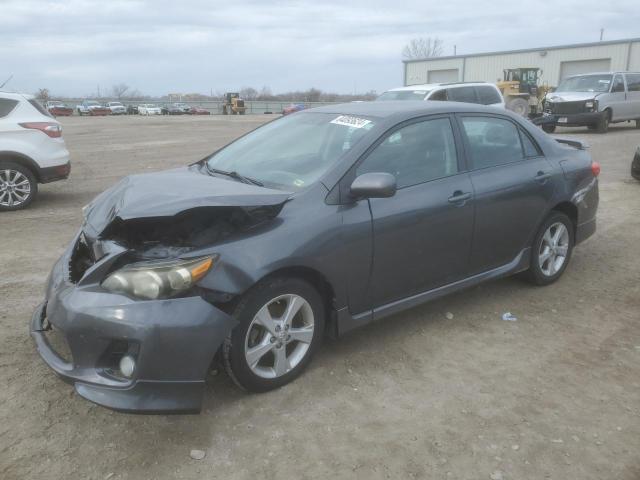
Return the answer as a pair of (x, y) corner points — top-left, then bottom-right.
(102, 256), (216, 300)
(585, 100), (597, 111)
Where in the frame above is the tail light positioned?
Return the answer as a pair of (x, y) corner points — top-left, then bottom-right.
(19, 122), (62, 138)
(591, 161), (601, 177)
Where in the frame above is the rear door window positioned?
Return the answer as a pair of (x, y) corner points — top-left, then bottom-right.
(625, 73), (640, 92)
(447, 86), (478, 104)
(460, 116), (525, 169)
(475, 86), (502, 105)
(0, 98), (19, 117)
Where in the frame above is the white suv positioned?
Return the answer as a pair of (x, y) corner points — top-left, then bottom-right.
(0, 92), (71, 211)
(377, 82), (506, 109)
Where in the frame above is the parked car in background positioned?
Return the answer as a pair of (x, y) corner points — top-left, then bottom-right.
(632, 147), (640, 181)
(45, 101), (73, 117)
(377, 82), (506, 109)
(106, 101), (126, 115)
(76, 100), (110, 116)
(0, 92), (70, 211)
(31, 101), (598, 412)
(174, 103), (192, 114)
(189, 106), (211, 115)
(282, 104), (306, 115)
(138, 104), (162, 115)
(541, 72), (640, 133)
(162, 103), (187, 115)
(126, 104), (139, 115)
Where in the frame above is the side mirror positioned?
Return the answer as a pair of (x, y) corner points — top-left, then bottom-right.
(350, 172), (397, 199)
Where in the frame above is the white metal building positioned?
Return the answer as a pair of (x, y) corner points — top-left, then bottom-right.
(404, 37), (640, 87)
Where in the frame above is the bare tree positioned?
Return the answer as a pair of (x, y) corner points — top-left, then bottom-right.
(402, 37), (444, 60)
(37, 88), (50, 102)
(110, 83), (130, 99)
(239, 87), (259, 100)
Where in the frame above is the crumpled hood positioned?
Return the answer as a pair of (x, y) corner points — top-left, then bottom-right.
(546, 91), (601, 102)
(83, 166), (291, 236)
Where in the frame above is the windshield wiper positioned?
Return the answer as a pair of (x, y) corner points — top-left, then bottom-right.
(205, 165), (264, 186)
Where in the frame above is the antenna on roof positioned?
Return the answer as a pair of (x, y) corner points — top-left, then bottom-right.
(0, 74), (13, 89)
(600, 28), (604, 41)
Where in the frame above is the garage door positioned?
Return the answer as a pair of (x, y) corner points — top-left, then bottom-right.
(427, 69), (459, 83)
(559, 59), (611, 81)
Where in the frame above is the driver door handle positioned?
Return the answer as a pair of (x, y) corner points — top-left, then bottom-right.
(448, 191), (472, 205)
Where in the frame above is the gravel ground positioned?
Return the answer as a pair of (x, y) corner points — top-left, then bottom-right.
(1, 114), (639, 480)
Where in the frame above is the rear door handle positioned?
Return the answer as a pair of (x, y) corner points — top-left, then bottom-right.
(448, 191), (472, 204)
(535, 171), (552, 182)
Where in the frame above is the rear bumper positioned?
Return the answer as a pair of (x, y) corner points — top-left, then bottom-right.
(39, 161), (70, 183)
(542, 111), (603, 127)
(30, 248), (236, 413)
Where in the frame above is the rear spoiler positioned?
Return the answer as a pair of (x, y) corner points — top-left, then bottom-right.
(554, 137), (589, 150)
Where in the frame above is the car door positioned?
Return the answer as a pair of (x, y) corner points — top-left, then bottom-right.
(624, 73), (640, 119)
(355, 116), (474, 307)
(604, 74), (629, 121)
(457, 114), (556, 274)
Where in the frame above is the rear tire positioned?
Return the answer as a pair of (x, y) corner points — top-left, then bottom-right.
(0, 161), (38, 211)
(507, 98), (529, 117)
(524, 212), (574, 286)
(542, 124), (556, 134)
(223, 276), (325, 393)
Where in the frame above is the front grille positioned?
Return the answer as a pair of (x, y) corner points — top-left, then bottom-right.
(68, 234), (95, 283)
(545, 101), (586, 115)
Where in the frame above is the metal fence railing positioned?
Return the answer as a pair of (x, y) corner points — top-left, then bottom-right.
(58, 99), (342, 115)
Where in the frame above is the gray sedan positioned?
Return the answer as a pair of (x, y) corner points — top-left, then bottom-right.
(31, 101), (599, 413)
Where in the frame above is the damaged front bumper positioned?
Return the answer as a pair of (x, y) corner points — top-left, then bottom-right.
(30, 234), (236, 414)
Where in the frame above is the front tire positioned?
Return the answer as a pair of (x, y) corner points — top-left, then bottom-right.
(0, 161), (38, 211)
(223, 276), (325, 393)
(597, 111), (610, 133)
(507, 98), (529, 117)
(524, 212), (574, 286)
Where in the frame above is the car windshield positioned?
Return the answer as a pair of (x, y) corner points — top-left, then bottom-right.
(206, 112), (376, 190)
(87, 101), (99, 106)
(556, 74), (612, 92)
(376, 90), (430, 101)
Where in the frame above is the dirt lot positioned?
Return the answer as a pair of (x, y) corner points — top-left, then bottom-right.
(1, 114), (639, 480)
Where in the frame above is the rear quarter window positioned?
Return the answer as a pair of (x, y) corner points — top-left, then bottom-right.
(461, 116), (525, 169)
(28, 99), (53, 118)
(475, 86), (502, 105)
(0, 98), (19, 118)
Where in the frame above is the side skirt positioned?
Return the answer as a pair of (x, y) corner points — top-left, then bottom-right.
(337, 248), (531, 336)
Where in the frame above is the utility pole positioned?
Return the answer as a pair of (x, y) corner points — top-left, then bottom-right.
(600, 28), (604, 41)
(454, 45), (457, 56)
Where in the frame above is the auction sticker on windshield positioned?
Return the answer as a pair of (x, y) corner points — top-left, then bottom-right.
(330, 115), (372, 129)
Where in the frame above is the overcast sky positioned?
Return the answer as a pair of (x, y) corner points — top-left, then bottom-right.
(1, 0), (638, 97)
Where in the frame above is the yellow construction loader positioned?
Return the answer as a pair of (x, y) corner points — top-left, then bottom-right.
(497, 68), (550, 117)
(222, 92), (246, 115)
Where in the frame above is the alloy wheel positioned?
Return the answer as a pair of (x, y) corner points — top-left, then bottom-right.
(0, 169), (31, 208)
(538, 222), (569, 277)
(244, 294), (314, 379)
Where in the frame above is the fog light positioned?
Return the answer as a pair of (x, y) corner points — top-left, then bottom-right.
(119, 355), (136, 378)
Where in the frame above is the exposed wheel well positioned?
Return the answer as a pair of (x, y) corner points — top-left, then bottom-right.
(258, 266), (337, 337)
(0, 152), (41, 182)
(551, 201), (578, 234)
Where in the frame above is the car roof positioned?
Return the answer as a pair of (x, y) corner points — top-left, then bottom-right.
(565, 71), (640, 78)
(308, 100), (509, 120)
(385, 82), (491, 92)
(0, 91), (34, 101)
